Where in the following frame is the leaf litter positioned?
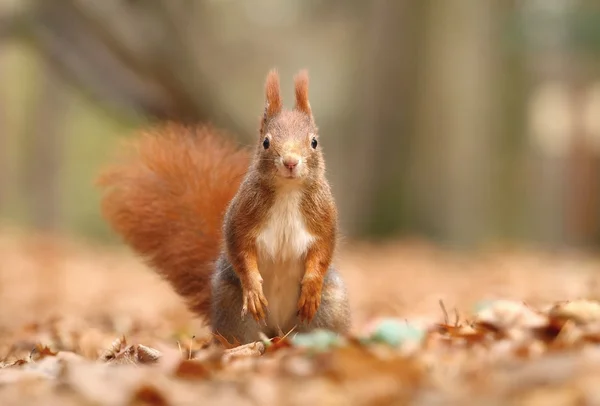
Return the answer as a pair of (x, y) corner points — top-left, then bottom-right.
(3, 233), (600, 404)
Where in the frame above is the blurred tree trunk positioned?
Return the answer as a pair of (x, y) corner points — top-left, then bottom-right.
(563, 2), (600, 246)
(520, 1), (599, 248)
(0, 50), (7, 213)
(20, 59), (67, 232)
(565, 82), (599, 245)
(409, 0), (501, 247)
(525, 79), (597, 248)
(340, 0), (420, 238)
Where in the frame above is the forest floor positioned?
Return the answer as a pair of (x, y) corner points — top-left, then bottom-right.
(2, 229), (600, 405)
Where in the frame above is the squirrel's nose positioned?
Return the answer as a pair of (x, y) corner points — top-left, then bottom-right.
(283, 156), (299, 170)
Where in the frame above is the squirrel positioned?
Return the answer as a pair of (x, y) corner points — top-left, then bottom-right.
(97, 69), (351, 344)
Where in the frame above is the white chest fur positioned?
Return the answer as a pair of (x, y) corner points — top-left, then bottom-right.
(256, 188), (315, 333)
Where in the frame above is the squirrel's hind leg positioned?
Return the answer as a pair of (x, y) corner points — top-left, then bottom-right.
(210, 255), (264, 345)
(298, 267), (351, 335)
(210, 257), (351, 343)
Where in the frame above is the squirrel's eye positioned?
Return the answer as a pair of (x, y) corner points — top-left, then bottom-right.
(311, 137), (318, 149)
(263, 137), (270, 149)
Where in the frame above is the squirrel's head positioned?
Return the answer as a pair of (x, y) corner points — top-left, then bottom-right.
(255, 69), (324, 184)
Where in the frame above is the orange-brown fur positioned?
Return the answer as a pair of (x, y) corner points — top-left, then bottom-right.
(224, 69), (337, 325)
(97, 123), (249, 324)
(98, 70), (350, 344)
(293, 70), (312, 117)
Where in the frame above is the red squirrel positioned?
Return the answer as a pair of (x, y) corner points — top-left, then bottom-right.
(98, 69), (351, 344)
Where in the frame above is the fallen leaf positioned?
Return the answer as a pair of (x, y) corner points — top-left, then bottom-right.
(173, 359), (210, 380)
(129, 384), (171, 406)
(549, 300), (600, 325)
(137, 345), (162, 364)
(99, 336), (127, 362)
(222, 341), (265, 363)
(30, 344), (58, 361)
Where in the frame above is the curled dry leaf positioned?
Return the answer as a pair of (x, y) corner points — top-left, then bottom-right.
(107, 345), (162, 365)
(98, 336), (161, 365)
(222, 341), (265, 363)
(30, 344), (58, 361)
(549, 300), (600, 325)
(1, 359), (27, 369)
(474, 300), (547, 331)
(99, 336), (127, 362)
(137, 345), (162, 364)
(106, 346), (139, 365)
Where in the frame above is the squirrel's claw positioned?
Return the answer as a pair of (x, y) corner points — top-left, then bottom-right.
(297, 282), (322, 324)
(241, 285), (269, 323)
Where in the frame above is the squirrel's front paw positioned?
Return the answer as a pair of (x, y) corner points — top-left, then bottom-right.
(241, 277), (268, 323)
(297, 278), (322, 324)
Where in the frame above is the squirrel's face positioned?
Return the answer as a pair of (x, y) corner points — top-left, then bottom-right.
(256, 69), (324, 183)
(258, 111), (323, 181)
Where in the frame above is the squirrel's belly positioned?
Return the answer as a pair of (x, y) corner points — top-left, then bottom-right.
(258, 257), (304, 334)
(256, 189), (315, 334)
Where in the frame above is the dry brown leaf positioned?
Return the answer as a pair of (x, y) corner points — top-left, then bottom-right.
(173, 359), (210, 380)
(2, 359), (27, 368)
(222, 341), (265, 363)
(99, 336), (128, 362)
(137, 345), (162, 364)
(129, 384), (171, 406)
(107, 347), (138, 365)
(30, 344), (58, 361)
(474, 300), (548, 331)
(107, 345), (162, 366)
(7, 232), (600, 404)
(549, 300), (600, 325)
(98, 337), (161, 366)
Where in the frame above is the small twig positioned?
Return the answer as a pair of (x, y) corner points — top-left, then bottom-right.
(28, 346), (37, 362)
(188, 335), (195, 360)
(439, 299), (449, 324)
(177, 341), (182, 358)
(281, 325), (297, 340)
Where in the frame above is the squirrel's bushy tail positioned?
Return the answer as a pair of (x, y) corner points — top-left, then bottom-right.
(97, 123), (249, 323)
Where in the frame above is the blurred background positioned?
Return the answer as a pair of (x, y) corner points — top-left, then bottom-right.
(1, 0), (600, 250)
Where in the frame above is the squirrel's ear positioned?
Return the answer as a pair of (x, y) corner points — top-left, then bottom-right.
(263, 68), (282, 119)
(294, 69), (312, 119)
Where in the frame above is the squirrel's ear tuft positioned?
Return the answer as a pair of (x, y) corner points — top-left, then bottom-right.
(261, 69), (282, 134)
(264, 69), (282, 119)
(294, 69), (312, 118)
